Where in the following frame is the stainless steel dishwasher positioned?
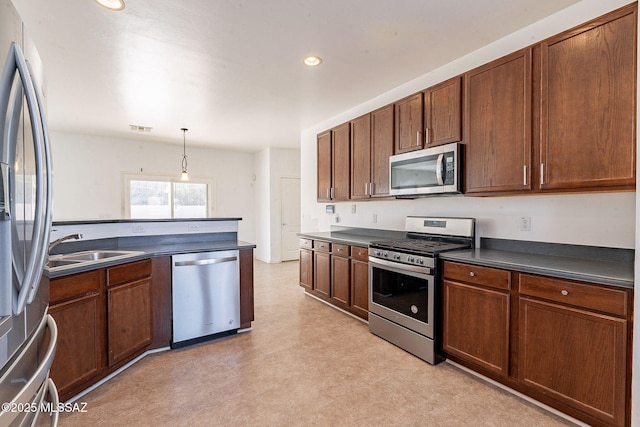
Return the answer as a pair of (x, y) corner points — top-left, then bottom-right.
(171, 250), (240, 348)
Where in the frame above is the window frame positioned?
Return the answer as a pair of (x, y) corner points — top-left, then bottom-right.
(123, 173), (216, 219)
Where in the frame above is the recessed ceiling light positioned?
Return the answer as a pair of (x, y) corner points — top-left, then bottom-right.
(303, 56), (322, 67)
(95, 0), (125, 11)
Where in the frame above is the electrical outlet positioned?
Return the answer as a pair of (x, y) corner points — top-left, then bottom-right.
(372, 213), (377, 224)
(132, 225), (145, 234)
(520, 216), (531, 231)
(351, 204), (356, 214)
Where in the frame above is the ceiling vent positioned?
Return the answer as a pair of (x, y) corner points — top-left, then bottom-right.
(129, 124), (153, 132)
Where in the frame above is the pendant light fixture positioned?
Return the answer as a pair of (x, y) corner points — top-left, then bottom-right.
(180, 128), (189, 181)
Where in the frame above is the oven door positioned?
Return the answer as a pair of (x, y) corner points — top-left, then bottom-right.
(369, 257), (434, 338)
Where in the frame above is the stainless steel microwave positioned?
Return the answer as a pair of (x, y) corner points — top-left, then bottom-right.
(389, 142), (462, 196)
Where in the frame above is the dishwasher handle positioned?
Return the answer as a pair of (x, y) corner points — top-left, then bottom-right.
(174, 256), (237, 267)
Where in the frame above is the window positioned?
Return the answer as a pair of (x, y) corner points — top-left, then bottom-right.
(124, 175), (214, 219)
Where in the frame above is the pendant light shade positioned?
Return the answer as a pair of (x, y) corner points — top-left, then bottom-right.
(180, 128), (189, 181)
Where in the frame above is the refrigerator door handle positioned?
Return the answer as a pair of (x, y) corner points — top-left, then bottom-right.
(25, 60), (52, 305)
(7, 43), (47, 315)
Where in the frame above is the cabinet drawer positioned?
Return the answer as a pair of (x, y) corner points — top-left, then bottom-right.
(314, 240), (331, 252)
(442, 261), (510, 290)
(51, 269), (103, 303)
(299, 238), (313, 249)
(107, 259), (152, 288)
(519, 274), (629, 317)
(351, 246), (368, 261)
(332, 244), (349, 257)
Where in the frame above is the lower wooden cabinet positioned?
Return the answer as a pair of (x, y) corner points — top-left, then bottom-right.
(299, 239), (369, 320)
(441, 260), (632, 427)
(50, 259), (153, 401)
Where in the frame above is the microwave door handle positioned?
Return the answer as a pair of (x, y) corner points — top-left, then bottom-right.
(436, 154), (444, 186)
(11, 44), (47, 315)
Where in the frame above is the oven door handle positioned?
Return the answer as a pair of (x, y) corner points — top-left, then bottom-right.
(436, 154), (444, 186)
(368, 256), (432, 276)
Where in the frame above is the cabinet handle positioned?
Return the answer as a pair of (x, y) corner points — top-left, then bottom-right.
(561, 290), (569, 296)
(330, 187), (335, 199)
(416, 131), (421, 146)
(523, 165), (527, 186)
(425, 128), (430, 145)
(369, 182), (374, 195)
(469, 271), (476, 277)
(326, 188), (330, 199)
(540, 163), (545, 185)
(365, 182), (369, 195)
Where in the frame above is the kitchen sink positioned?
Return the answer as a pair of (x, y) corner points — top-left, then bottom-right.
(59, 251), (135, 261)
(47, 250), (145, 272)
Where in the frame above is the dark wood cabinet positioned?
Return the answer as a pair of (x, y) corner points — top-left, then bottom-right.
(464, 48), (532, 194)
(106, 260), (152, 367)
(300, 239), (369, 320)
(331, 244), (350, 307)
(150, 256), (172, 350)
(370, 104), (394, 197)
(518, 273), (629, 427)
(239, 249), (255, 329)
(442, 262), (510, 378)
(317, 124), (350, 202)
(442, 260), (632, 427)
(107, 278), (152, 367)
(424, 76), (463, 147)
(350, 246), (369, 320)
(49, 270), (105, 401)
(299, 239), (313, 291)
(537, 5), (636, 192)
(350, 113), (372, 200)
(313, 247), (331, 298)
(317, 131), (332, 202)
(395, 93), (424, 153)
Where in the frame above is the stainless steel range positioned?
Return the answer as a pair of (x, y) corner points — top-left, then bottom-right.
(368, 216), (475, 364)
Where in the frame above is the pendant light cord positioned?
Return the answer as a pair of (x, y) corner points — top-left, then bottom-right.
(181, 128), (188, 172)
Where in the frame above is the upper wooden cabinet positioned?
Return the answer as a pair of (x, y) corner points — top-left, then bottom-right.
(395, 93), (424, 154)
(317, 124), (351, 202)
(351, 104), (395, 199)
(537, 4), (636, 191)
(424, 76), (463, 147)
(464, 48), (532, 194)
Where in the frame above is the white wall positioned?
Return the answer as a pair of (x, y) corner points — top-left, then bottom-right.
(254, 147), (301, 263)
(50, 131), (257, 244)
(301, 0), (636, 250)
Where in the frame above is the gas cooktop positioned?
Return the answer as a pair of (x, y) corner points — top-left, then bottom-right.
(369, 238), (471, 256)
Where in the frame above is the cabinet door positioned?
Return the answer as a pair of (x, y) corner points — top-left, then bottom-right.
(350, 258), (369, 319)
(107, 278), (152, 367)
(351, 114), (372, 199)
(299, 248), (313, 291)
(465, 49), (532, 194)
(240, 249), (254, 329)
(519, 297), (627, 427)
(395, 93), (424, 154)
(443, 279), (510, 377)
(370, 104), (394, 197)
(313, 251), (331, 297)
(331, 123), (351, 201)
(331, 254), (350, 307)
(317, 131), (332, 202)
(49, 293), (105, 401)
(539, 5), (636, 191)
(424, 76), (462, 147)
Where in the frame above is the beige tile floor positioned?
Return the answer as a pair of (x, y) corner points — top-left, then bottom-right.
(60, 260), (575, 426)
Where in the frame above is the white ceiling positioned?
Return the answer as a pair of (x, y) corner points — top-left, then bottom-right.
(12, 0), (579, 152)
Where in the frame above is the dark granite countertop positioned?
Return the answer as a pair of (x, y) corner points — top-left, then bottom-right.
(52, 217), (242, 226)
(440, 248), (634, 289)
(298, 227), (405, 247)
(45, 239), (256, 279)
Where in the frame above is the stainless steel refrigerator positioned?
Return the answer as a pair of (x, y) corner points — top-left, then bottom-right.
(0, 0), (59, 425)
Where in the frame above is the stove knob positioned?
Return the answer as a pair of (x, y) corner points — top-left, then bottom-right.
(408, 256), (415, 263)
(383, 252), (389, 258)
(418, 259), (424, 265)
(393, 254), (401, 261)
(374, 250), (380, 256)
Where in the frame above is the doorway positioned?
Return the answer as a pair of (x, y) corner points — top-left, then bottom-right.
(280, 177), (300, 261)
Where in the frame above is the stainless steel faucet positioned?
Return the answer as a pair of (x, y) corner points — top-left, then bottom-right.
(48, 233), (82, 253)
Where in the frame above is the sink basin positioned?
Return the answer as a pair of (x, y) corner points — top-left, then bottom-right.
(60, 251), (134, 261)
(46, 250), (145, 271)
(47, 259), (82, 268)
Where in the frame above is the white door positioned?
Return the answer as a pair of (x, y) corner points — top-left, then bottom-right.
(280, 177), (300, 261)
